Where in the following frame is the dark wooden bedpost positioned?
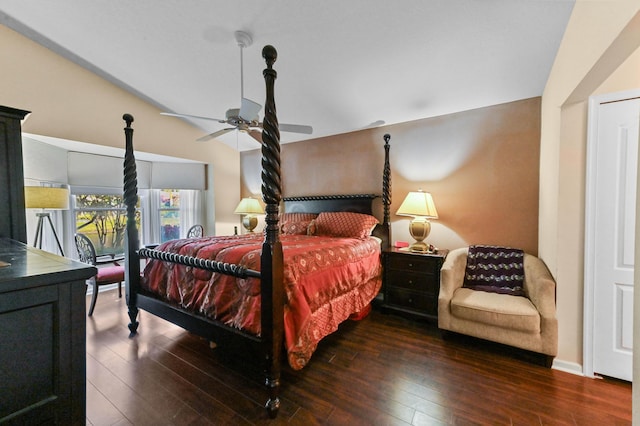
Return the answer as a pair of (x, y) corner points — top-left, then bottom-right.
(122, 113), (140, 336)
(381, 133), (392, 250)
(260, 44), (284, 419)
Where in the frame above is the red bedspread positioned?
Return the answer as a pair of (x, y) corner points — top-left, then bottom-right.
(142, 233), (382, 369)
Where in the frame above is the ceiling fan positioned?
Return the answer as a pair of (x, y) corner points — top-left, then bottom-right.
(161, 31), (313, 143)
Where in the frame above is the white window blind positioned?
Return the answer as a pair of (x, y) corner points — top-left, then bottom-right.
(67, 153), (205, 190)
(68, 152), (152, 189)
(151, 162), (205, 190)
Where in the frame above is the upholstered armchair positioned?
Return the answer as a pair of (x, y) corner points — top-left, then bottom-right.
(438, 247), (558, 365)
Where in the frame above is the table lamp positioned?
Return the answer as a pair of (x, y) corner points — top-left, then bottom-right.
(24, 185), (70, 256)
(396, 190), (438, 252)
(234, 197), (264, 233)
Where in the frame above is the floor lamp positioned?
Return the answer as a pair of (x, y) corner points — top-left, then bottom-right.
(24, 186), (70, 256)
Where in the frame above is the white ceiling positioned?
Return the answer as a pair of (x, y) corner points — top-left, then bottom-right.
(0, 1), (574, 151)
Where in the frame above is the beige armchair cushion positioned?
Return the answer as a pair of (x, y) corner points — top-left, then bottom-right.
(451, 288), (540, 333)
(438, 247), (558, 357)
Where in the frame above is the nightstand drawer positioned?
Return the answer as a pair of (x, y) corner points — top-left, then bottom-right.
(386, 270), (437, 294)
(381, 248), (448, 321)
(386, 287), (435, 313)
(388, 254), (439, 273)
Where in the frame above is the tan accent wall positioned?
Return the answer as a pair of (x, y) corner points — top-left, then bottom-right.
(242, 97), (541, 255)
(0, 24), (241, 235)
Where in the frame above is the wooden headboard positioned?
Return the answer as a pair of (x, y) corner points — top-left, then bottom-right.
(283, 194), (378, 215)
(283, 194), (389, 246)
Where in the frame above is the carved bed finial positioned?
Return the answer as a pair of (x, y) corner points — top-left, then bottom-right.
(123, 113), (134, 127)
(262, 45), (277, 67)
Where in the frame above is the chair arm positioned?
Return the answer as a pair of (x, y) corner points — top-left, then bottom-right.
(523, 254), (556, 320)
(439, 247), (469, 302)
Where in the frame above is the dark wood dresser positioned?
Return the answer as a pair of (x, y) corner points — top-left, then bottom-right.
(0, 105), (30, 243)
(0, 238), (96, 425)
(382, 247), (448, 321)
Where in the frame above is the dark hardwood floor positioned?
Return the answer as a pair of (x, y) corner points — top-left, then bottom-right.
(86, 290), (631, 425)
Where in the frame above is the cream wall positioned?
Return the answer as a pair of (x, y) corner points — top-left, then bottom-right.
(0, 24), (242, 235)
(540, 0), (640, 374)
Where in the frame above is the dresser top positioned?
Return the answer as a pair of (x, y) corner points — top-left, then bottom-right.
(0, 238), (96, 293)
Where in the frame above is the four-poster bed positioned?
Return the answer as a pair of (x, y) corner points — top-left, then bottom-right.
(122, 45), (392, 418)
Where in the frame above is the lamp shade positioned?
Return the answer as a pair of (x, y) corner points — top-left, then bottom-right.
(24, 186), (70, 210)
(396, 190), (438, 218)
(233, 197), (265, 215)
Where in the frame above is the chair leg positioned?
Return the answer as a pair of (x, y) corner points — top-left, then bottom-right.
(118, 282), (122, 298)
(88, 278), (99, 317)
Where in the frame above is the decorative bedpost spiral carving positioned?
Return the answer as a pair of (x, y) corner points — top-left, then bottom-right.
(261, 45), (282, 239)
(122, 113), (140, 336)
(383, 133), (392, 226)
(260, 44), (284, 419)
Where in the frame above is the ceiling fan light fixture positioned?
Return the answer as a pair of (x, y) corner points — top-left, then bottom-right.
(234, 30), (253, 48)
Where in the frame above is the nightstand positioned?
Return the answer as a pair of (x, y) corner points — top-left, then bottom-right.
(381, 247), (448, 320)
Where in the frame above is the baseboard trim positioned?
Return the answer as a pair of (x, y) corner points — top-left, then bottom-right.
(552, 359), (584, 376)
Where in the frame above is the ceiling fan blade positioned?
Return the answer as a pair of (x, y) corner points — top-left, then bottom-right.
(279, 123), (313, 134)
(161, 112), (226, 123)
(239, 98), (262, 121)
(196, 128), (234, 142)
(248, 129), (263, 143)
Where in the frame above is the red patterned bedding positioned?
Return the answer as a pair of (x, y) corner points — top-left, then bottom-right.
(142, 233), (382, 369)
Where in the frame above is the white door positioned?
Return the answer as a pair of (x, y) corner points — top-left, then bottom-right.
(585, 94), (639, 382)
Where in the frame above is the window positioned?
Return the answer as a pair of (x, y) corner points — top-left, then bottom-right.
(159, 189), (181, 242)
(75, 194), (140, 256)
(72, 188), (201, 251)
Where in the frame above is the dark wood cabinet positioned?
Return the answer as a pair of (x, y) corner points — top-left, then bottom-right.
(0, 104), (95, 424)
(382, 248), (447, 320)
(0, 239), (96, 425)
(0, 105), (30, 243)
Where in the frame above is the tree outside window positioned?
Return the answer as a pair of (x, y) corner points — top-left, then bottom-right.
(75, 194), (139, 256)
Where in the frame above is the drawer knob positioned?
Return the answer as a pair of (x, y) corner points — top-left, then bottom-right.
(408, 263), (413, 267)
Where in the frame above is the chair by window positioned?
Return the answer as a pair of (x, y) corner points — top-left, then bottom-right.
(187, 224), (204, 238)
(74, 233), (125, 316)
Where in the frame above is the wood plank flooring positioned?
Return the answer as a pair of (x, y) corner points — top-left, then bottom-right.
(86, 290), (631, 425)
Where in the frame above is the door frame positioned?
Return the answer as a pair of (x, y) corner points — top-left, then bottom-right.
(583, 88), (640, 378)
